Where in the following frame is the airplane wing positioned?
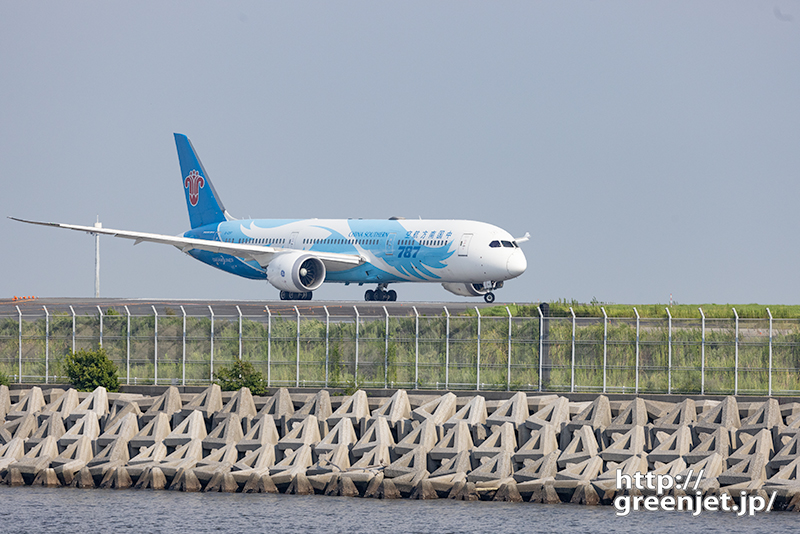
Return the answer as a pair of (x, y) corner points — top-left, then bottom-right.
(8, 217), (364, 271)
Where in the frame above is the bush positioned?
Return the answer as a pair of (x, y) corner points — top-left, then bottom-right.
(215, 359), (268, 396)
(0, 369), (9, 387)
(63, 346), (120, 392)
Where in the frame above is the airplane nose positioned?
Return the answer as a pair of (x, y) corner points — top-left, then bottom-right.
(507, 249), (527, 278)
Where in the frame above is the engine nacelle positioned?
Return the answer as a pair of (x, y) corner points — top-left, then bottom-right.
(441, 282), (490, 298)
(267, 252), (326, 292)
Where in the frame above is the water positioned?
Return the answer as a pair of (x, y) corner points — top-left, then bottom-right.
(0, 486), (796, 534)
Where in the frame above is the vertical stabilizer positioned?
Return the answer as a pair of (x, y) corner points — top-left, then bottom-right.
(174, 133), (229, 229)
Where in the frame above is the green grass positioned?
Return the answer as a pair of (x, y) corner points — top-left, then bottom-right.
(3, 304), (800, 394)
(479, 302), (800, 319)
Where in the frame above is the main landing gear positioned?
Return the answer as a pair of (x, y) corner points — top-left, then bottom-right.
(365, 284), (397, 302)
(483, 292), (496, 304)
(280, 291), (313, 301)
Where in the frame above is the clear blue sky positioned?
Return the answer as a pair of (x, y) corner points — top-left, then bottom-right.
(2, 2), (799, 305)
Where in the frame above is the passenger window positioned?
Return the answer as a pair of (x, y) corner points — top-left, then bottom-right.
(489, 240), (501, 248)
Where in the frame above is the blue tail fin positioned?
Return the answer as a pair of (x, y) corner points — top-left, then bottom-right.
(174, 133), (229, 229)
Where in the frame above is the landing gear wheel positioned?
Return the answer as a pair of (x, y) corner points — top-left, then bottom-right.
(388, 290), (397, 302)
(280, 291), (288, 301)
(483, 292), (496, 304)
(365, 290), (374, 301)
(305, 292), (313, 301)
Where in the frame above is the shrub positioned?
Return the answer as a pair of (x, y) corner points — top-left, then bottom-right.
(63, 346), (120, 392)
(0, 369), (9, 387)
(215, 359), (268, 395)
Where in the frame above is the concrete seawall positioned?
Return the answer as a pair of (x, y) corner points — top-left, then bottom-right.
(2, 384), (800, 509)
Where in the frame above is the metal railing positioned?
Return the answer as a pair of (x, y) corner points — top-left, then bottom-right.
(1, 305), (798, 395)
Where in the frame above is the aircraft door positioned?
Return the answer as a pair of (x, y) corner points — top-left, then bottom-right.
(288, 231), (299, 248)
(458, 233), (473, 256)
(386, 233), (396, 255)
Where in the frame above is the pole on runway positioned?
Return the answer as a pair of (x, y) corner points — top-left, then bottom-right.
(634, 307), (640, 394)
(265, 306), (272, 387)
(570, 307), (576, 393)
(44, 306), (49, 385)
(476, 307), (481, 391)
(413, 306), (419, 389)
(506, 306), (512, 391)
(93, 217), (101, 298)
(354, 306), (360, 385)
(384, 306), (389, 389)
(125, 306), (130, 385)
(444, 307), (450, 390)
(17, 306), (22, 383)
(209, 306), (215, 381)
(324, 306), (329, 388)
(700, 307), (705, 395)
(295, 306), (300, 387)
(152, 305), (158, 385)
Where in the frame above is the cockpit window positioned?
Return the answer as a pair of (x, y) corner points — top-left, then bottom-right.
(489, 240), (501, 248)
(501, 240), (513, 248)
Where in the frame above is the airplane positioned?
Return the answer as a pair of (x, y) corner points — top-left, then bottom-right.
(11, 134), (528, 303)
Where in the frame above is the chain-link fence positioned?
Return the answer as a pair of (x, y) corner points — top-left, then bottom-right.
(1, 305), (798, 395)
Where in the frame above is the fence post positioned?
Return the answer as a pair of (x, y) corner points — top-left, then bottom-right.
(324, 306), (330, 388)
(506, 306), (512, 392)
(295, 306), (300, 387)
(767, 307), (773, 396)
(384, 306), (389, 389)
(413, 307), (419, 389)
(237, 306), (243, 360)
(354, 306), (360, 385)
(98, 306), (103, 348)
(17, 306), (22, 383)
(634, 307), (640, 394)
(570, 307), (575, 393)
(537, 305), (544, 393)
(44, 306), (49, 385)
(70, 306), (76, 354)
(666, 307), (672, 394)
(152, 305), (158, 385)
(444, 306), (450, 390)
(476, 307), (482, 391)
(181, 306), (186, 386)
(209, 306), (215, 382)
(265, 306), (272, 387)
(733, 307), (739, 395)
(699, 307), (705, 395)
(602, 307), (607, 394)
(125, 306), (130, 385)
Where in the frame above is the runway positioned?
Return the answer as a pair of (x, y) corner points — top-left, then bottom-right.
(0, 297), (525, 318)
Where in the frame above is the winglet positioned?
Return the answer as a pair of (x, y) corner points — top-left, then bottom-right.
(515, 232), (531, 244)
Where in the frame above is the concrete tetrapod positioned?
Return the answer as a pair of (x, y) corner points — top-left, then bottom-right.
(212, 387), (257, 429)
(327, 390), (370, 432)
(66, 386), (108, 427)
(412, 393), (457, 427)
(255, 388), (294, 437)
(140, 386), (182, 426)
(4, 386), (800, 507)
(525, 397), (569, 432)
(486, 392), (528, 429)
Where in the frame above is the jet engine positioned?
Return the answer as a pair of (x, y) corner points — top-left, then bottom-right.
(267, 252), (326, 292)
(441, 282), (491, 297)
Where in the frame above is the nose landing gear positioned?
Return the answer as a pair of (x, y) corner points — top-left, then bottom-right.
(365, 284), (397, 302)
